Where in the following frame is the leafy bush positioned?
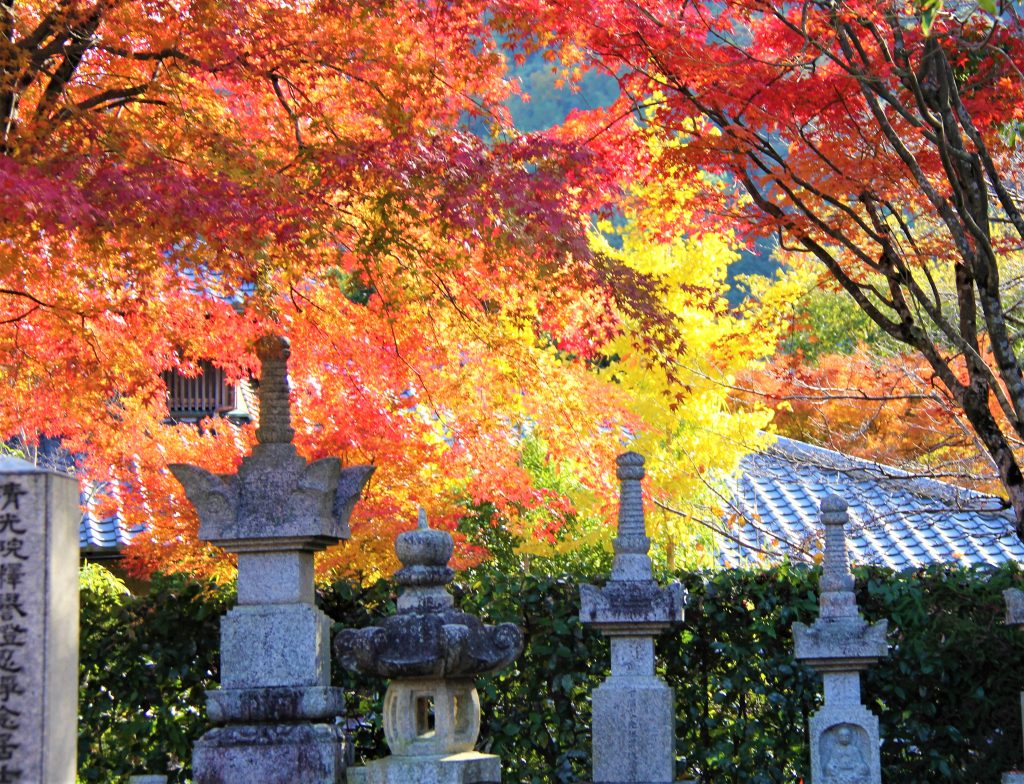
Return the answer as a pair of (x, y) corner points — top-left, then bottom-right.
(78, 568), (230, 783)
(79, 561), (1024, 783)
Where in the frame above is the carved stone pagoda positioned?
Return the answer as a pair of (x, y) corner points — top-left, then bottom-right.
(793, 495), (888, 784)
(579, 452), (686, 784)
(334, 509), (523, 784)
(171, 335), (374, 784)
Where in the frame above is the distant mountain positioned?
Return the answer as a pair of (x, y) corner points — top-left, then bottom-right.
(505, 54), (778, 301)
(727, 239), (781, 306)
(506, 53), (619, 132)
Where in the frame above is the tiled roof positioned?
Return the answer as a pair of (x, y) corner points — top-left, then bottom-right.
(79, 481), (136, 556)
(719, 436), (1024, 569)
(25, 441), (132, 557)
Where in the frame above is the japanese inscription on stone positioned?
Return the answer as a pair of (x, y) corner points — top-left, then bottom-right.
(0, 480), (32, 783)
(0, 458), (79, 784)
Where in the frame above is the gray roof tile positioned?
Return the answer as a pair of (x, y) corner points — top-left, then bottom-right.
(720, 436), (1024, 569)
(79, 481), (134, 554)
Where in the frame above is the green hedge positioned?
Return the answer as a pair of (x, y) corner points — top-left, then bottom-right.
(78, 565), (228, 783)
(79, 562), (1024, 783)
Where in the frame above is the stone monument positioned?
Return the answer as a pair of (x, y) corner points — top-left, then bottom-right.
(334, 509), (523, 784)
(1002, 587), (1024, 783)
(578, 452), (686, 784)
(0, 456), (79, 783)
(171, 335), (374, 784)
(793, 495), (888, 784)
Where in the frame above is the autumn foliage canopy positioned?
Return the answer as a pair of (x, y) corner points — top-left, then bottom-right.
(0, 0), (793, 577)
(512, 0), (1024, 533)
(5, 0), (1024, 575)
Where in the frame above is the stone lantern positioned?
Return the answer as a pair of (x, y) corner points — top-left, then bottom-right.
(793, 495), (889, 784)
(334, 509), (523, 784)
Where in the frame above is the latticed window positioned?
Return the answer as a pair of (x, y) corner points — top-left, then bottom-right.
(162, 361), (242, 420)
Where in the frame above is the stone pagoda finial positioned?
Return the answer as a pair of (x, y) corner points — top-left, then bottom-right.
(611, 452), (653, 581)
(334, 510), (523, 784)
(818, 495), (860, 623)
(169, 333), (375, 784)
(255, 334), (295, 445)
(821, 496), (853, 589)
(579, 452), (685, 784)
(170, 334), (374, 545)
(793, 494), (889, 784)
(392, 506), (455, 614)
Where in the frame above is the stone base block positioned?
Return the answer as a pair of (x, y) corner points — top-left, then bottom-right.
(221, 604), (332, 689)
(592, 676), (675, 783)
(192, 722), (346, 784)
(1004, 774), (1024, 783)
(347, 752), (501, 784)
(206, 685), (345, 723)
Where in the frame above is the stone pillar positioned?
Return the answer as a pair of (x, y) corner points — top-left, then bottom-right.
(793, 495), (888, 784)
(1002, 588), (1024, 783)
(579, 452), (686, 784)
(334, 509), (523, 784)
(171, 335), (374, 784)
(0, 457), (79, 784)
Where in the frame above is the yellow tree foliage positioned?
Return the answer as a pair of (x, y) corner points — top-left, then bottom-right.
(589, 151), (804, 567)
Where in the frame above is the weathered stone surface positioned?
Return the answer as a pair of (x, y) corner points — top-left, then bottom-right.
(609, 452), (652, 582)
(334, 510), (522, 784)
(236, 551), (315, 605)
(1006, 588), (1024, 626)
(579, 453), (684, 784)
(610, 636), (656, 677)
(169, 452), (373, 547)
(809, 710), (880, 784)
(0, 457), (80, 784)
(335, 511), (522, 681)
(172, 336), (374, 784)
(579, 580), (684, 630)
(334, 608), (521, 680)
(168, 338), (374, 550)
(383, 679), (479, 756)
(220, 604), (332, 689)
(794, 495), (886, 784)
(792, 619), (889, 667)
(192, 723), (347, 784)
(347, 751), (501, 784)
(592, 676), (675, 784)
(206, 686), (345, 724)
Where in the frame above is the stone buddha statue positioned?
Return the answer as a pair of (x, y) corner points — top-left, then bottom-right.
(823, 726), (870, 784)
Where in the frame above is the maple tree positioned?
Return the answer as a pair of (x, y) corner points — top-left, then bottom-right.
(0, 0), (791, 578)
(740, 269), (999, 493)
(511, 0), (1024, 535)
(744, 343), (1003, 494)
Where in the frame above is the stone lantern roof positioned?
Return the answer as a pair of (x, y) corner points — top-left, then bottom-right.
(334, 510), (522, 679)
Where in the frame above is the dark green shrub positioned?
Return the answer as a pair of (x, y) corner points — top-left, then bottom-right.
(863, 564), (1024, 783)
(78, 567), (229, 783)
(665, 564), (822, 783)
(78, 561), (1024, 783)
